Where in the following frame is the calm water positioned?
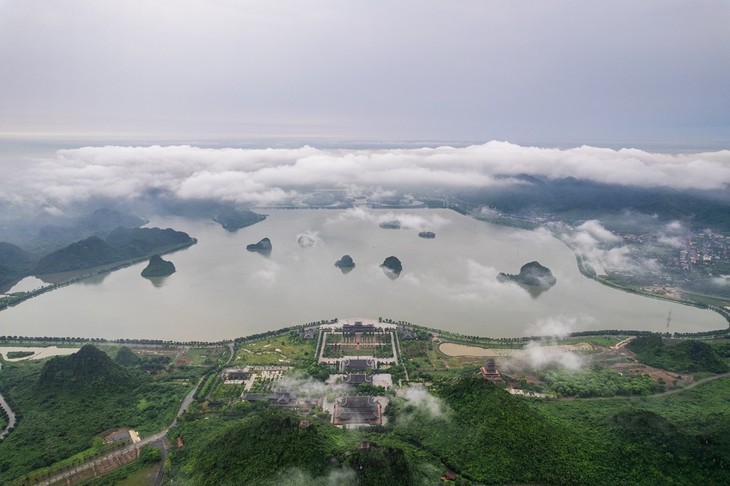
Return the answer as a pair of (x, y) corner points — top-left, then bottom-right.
(1, 209), (725, 340)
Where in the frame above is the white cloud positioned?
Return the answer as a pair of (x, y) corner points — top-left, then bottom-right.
(248, 260), (280, 287)
(2, 142), (729, 209)
(401, 385), (448, 419)
(525, 315), (595, 338)
(296, 231), (321, 248)
(327, 208), (449, 231)
(560, 220), (657, 275)
(522, 341), (584, 371)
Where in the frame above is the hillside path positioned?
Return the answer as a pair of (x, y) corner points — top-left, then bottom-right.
(36, 373), (206, 486)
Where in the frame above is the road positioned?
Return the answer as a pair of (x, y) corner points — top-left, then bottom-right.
(0, 392), (17, 440)
(37, 373), (207, 486)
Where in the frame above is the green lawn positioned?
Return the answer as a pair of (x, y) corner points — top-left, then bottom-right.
(234, 333), (314, 366)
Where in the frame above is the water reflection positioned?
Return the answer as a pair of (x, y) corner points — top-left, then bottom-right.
(7, 276), (49, 293)
(382, 267), (401, 280)
(518, 283), (550, 299)
(78, 273), (111, 286)
(144, 276), (169, 288)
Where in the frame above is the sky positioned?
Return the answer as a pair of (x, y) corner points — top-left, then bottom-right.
(1, 0), (729, 146)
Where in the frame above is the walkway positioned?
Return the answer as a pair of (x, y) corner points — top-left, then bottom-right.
(36, 373), (206, 486)
(0, 392), (16, 441)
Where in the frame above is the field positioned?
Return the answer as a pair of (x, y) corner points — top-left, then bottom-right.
(234, 332), (315, 366)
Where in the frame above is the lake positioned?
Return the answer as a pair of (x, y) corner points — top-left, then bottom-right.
(0, 208), (725, 341)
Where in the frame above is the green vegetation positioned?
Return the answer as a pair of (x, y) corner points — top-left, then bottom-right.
(2, 323), (730, 485)
(390, 376), (595, 484)
(114, 346), (141, 366)
(628, 335), (729, 373)
(76, 446), (161, 486)
(213, 207), (266, 231)
(5, 351), (34, 360)
(534, 377), (730, 484)
(176, 410), (338, 485)
(168, 372), (730, 484)
(34, 227), (194, 274)
(234, 332), (314, 366)
(0, 242), (34, 288)
(0, 345), (200, 483)
(540, 367), (659, 397)
(140, 254), (176, 277)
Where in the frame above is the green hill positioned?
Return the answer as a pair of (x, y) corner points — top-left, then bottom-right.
(33, 236), (120, 274)
(213, 207), (266, 231)
(114, 346), (141, 366)
(33, 227), (194, 274)
(183, 410), (337, 485)
(0, 242), (34, 287)
(38, 345), (133, 392)
(140, 255), (176, 277)
(627, 335), (729, 373)
(392, 376), (594, 484)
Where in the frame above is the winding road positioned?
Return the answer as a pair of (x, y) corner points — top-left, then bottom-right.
(0, 392), (16, 441)
(35, 373), (206, 486)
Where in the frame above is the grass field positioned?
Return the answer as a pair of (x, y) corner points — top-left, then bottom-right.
(176, 347), (227, 366)
(234, 333), (315, 366)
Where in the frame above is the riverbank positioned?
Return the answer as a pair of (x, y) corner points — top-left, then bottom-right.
(0, 239), (197, 312)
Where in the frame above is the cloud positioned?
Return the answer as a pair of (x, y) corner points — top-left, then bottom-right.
(393, 259), (526, 304)
(327, 207), (449, 231)
(401, 385), (448, 420)
(525, 315), (595, 338)
(522, 341), (584, 371)
(2, 142), (729, 210)
(249, 260), (281, 287)
(560, 219), (658, 275)
(296, 231), (321, 248)
(268, 467), (357, 486)
(277, 373), (348, 398)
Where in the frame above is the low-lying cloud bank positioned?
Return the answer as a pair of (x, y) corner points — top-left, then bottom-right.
(3, 141), (729, 210)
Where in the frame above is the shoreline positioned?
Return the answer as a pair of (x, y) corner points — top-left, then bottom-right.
(1, 207), (727, 334)
(0, 319), (726, 349)
(0, 239), (197, 312)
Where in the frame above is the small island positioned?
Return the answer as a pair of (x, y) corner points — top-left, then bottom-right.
(246, 237), (272, 256)
(418, 231), (436, 239)
(498, 261), (556, 288)
(334, 255), (356, 272)
(381, 256), (403, 279)
(213, 208), (266, 231)
(379, 220), (401, 229)
(141, 255), (176, 278)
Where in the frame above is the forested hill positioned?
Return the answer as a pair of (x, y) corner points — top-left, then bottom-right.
(0, 242), (34, 288)
(38, 344), (133, 392)
(34, 227), (194, 274)
(455, 176), (730, 232)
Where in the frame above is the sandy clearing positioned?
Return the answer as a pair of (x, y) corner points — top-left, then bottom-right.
(0, 346), (80, 362)
(439, 342), (589, 357)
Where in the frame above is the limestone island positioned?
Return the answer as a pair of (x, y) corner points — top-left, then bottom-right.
(498, 261), (556, 288)
(246, 237), (272, 256)
(379, 220), (401, 229)
(141, 255), (176, 278)
(418, 231), (436, 239)
(334, 255), (356, 273)
(213, 208), (266, 231)
(381, 256), (403, 279)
